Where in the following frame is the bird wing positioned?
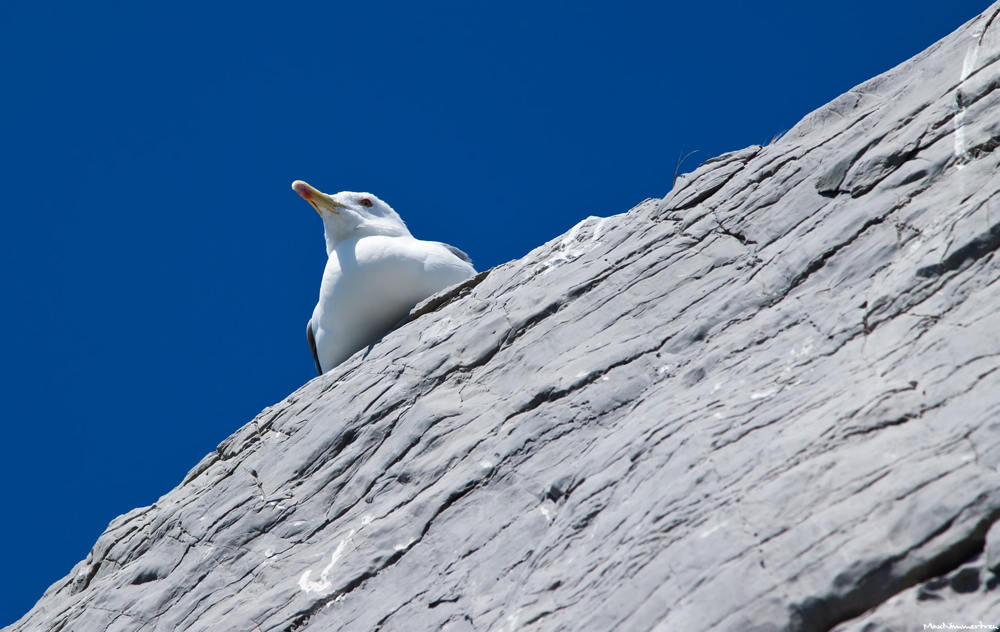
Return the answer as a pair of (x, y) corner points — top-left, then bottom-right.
(306, 318), (323, 375)
(436, 242), (473, 265)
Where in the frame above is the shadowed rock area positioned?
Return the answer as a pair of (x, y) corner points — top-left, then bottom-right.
(10, 5), (1000, 631)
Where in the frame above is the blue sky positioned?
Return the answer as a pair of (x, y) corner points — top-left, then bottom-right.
(0, 0), (988, 624)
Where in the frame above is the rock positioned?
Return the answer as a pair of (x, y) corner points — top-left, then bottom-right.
(9, 3), (1000, 631)
(833, 559), (991, 631)
(986, 521), (1000, 573)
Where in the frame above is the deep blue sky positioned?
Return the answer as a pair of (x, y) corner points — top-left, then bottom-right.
(0, 0), (988, 625)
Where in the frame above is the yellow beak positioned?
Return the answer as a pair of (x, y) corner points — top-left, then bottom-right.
(292, 180), (345, 215)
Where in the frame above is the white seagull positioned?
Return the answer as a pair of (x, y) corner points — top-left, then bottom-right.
(292, 180), (476, 374)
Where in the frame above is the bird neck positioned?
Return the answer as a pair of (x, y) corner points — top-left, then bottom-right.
(322, 218), (411, 255)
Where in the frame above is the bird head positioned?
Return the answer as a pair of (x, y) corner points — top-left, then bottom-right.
(292, 180), (411, 250)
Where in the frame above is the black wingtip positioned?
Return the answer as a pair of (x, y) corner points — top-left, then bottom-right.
(307, 319), (323, 375)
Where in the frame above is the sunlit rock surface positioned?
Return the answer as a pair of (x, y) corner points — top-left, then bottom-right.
(10, 4), (1000, 630)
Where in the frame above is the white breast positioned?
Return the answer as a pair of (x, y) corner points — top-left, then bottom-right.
(311, 235), (475, 371)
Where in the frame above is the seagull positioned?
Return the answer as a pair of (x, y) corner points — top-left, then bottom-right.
(292, 180), (476, 374)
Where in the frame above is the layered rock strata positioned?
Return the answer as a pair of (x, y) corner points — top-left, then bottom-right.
(10, 4), (1000, 631)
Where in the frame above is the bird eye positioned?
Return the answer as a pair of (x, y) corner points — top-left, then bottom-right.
(359, 198), (373, 208)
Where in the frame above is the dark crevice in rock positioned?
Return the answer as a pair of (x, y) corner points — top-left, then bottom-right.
(916, 220), (1000, 278)
(949, 565), (982, 593)
(715, 219), (758, 246)
(814, 136), (886, 197)
(980, 5), (1000, 44)
(748, 152), (801, 185)
(292, 422), (368, 480)
(427, 595), (460, 608)
(570, 506), (604, 532)
(309, 430), (412, 534)
(502, 347), (656, 425)
(959, 73), (1000, 111)
(848, 139), (923, 198)
(70, 559), (101, 595)
(284, 558), (396, 632)
(173, 569), (230, 628)
(287, 472), (482, 631)
(294, 428), (361, 482)
(360, 383), (396, 415)
(661, 149), (760, 215)
(181, 452), (221, 487)
(130, 570), (161, 586)
(372, 591), (429, 629)
(794, 495), (1000, 632)
(784, 214), (889, 296)
(698, 146), (763, 170)
(426, 265), (625, 392)
(216, 431), (260, 461)
(967, 134), (1000, 160)
(523, 605), (566, 626)
(565, 268), (618, 301)
(362, 414), (459, 500)
(840, 414), (919, 439)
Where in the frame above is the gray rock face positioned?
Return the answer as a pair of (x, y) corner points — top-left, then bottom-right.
(10, 4), (1000, 631)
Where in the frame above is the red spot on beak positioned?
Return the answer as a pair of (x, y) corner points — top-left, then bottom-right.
(292, 181), (313, 201)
